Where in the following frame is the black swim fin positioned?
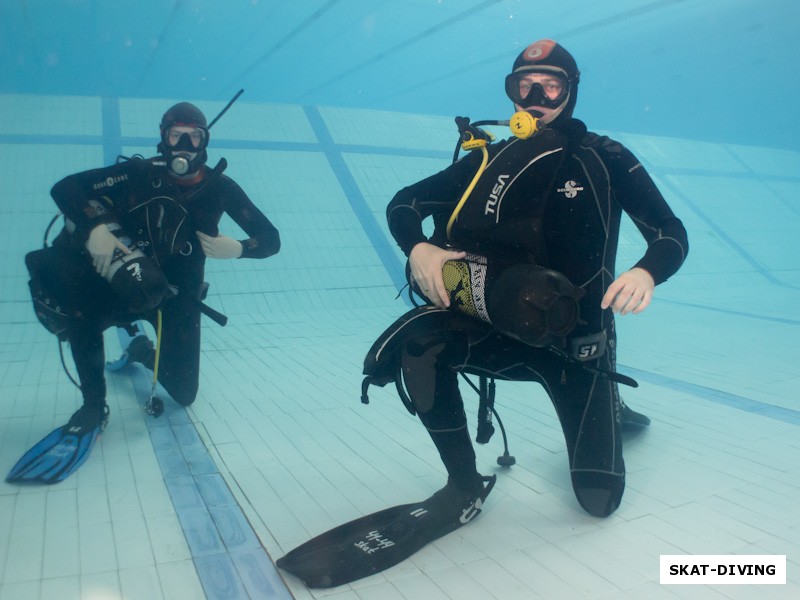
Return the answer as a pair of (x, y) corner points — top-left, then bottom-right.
(620, 400), (651, 429)
(277, 475), (496, 588)
(6, 404), (108, 484)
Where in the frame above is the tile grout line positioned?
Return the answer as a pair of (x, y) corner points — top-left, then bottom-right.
(129, 371), (293, 600)
(98, 102), (293, 600)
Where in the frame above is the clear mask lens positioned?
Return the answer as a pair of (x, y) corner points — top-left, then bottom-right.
(166, 126), (208, 151)
(505, 72), (568, 109)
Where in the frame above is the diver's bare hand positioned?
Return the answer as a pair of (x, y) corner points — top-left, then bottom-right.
(196, 231), (243, 259)
(408, 242), (466, 308)
(601, 267), (655, 315)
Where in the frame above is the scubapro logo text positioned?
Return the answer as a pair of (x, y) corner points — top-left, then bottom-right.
(557, 180), (584, 198)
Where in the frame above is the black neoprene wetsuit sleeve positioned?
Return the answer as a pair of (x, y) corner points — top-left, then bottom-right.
(217, 175), (280, 259)
(50, 162), (135, 242)
(386, 152), (481, 256)
(597, 138), (688, 285)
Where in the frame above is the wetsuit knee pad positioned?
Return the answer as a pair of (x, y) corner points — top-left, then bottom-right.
(170, 389), (197, 406)
(109, 256), (170, 313)
(487, 264), (583, 347)
(572, 471), (625, 518)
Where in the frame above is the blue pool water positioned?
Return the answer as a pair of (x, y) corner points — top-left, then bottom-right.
(2, 0), (797, 149)
(1, 2), (799, 599)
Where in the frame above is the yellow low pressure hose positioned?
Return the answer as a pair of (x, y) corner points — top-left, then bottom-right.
(152, 309), (162, 383)
(143, 308), (165, 417)
(445, 112), (539, 240)
(446, 141), (489, 239)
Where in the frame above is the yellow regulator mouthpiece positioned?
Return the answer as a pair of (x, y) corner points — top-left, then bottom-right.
(510, 111), (540, 139)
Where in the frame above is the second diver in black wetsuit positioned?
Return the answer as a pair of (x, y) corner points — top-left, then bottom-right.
(26, 101), (280, 433)
(368, 39), (688, 518)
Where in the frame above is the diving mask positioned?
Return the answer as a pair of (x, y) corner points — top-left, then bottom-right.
(504, 71), (569, 110)
(160, 125), (209, 176)
(164, 126), (209, 152)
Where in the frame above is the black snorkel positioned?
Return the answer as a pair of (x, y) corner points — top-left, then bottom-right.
(207, 88), (244, 129)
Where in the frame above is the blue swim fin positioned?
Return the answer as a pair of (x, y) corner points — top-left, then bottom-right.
(106, 321), (154, 372)
(6, 405), (108, 484)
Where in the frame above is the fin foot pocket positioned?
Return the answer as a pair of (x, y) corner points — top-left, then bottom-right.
(6, 404), (108, 485)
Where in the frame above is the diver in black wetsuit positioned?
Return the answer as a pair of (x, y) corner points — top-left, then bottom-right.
(376, 39), (688, 517)
(27, 102), (280, 430)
